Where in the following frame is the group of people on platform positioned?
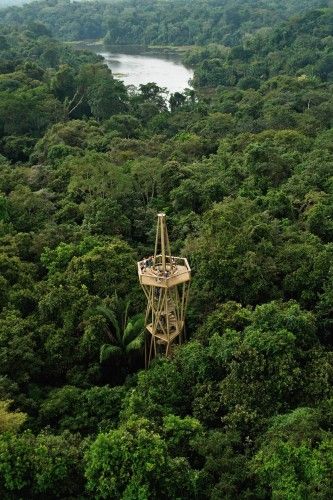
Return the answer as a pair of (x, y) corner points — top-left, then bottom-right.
(140, 256), (177, 278)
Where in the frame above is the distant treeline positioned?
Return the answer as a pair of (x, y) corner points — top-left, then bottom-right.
(0, 0), (29, 7)
(0, 0), (330, 45)
(185, 8), (333, 87)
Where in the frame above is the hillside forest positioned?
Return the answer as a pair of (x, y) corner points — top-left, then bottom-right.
(0, 0), (333, 498)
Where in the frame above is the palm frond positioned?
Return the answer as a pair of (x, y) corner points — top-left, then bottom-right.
(123, 300), (131, 331)
(125, 333), (144, 353)
(123, 314), (145, 345)
(123, 321), (134, 342)
(132, 314), (145, 330)
(96, 305), (121, 343)
(100, 344), (122, 363)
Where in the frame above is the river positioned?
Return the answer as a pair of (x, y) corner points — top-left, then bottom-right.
(77, 43), (193, 94)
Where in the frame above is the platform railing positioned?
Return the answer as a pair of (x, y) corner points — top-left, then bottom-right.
(138, 255), (190, 275)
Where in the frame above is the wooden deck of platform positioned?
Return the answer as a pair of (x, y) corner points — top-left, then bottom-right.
(137, 255), (191, 288)
(139, 265), (190, 287)
(146, 323), (183, 344)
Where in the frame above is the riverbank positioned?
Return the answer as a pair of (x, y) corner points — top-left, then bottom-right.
(69, 40), (194, 58)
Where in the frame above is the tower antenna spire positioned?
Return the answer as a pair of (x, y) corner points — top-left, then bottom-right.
(154, 213), (171, 272)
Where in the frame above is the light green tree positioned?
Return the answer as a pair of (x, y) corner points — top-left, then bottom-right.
(0, 400), (26, 433)
(252, 404), (333, 499)
(85, 417), (197, 499)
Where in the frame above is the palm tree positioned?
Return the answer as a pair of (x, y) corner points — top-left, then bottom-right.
(95, 297), (144, 365)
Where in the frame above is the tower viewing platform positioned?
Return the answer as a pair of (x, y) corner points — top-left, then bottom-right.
(138, 255), (191, 288)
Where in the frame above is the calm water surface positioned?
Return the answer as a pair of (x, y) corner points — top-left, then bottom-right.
(79, 43), (193, 93)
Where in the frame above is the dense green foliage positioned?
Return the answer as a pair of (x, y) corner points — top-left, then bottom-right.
(1, 0), (330, 44)
(0, 1), (333, 498)
(185, 8), (333, 87)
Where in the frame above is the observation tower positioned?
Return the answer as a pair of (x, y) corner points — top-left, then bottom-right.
(138, 213), (191, 367)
